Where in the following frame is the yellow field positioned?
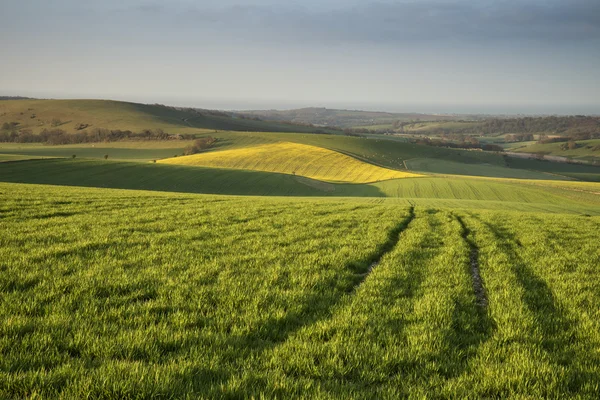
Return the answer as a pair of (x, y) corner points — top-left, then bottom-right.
(158, 142), (420, 183)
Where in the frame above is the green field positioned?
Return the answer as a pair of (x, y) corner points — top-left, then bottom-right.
(158, 142), (419, 183)
(1, 159), (599, 214)
(0, 99), (329, 134)
(1, 182), (599, 398)
(5, 131), (599, 182)
(513, 139), (600, 162)
(2, 99), (600, 398)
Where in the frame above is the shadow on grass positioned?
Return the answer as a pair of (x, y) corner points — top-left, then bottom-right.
(476, 217), (586, 393)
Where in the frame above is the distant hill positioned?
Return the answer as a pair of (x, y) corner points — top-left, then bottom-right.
(0, 99), (334, 134)
(239, 107), (467, 129)
(0, 96), (33, 100)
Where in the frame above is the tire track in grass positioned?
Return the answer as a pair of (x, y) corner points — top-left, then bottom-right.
(256, 212), (437, 391)
(244, 211), (498, 397)
(473, 216), (583, 393)
(222, 207), (417, 352)
(356, 206), (415, 282)
(398, 211), (496, 394)
(454, 215), (488, 307)
(204, 208), (417, 396)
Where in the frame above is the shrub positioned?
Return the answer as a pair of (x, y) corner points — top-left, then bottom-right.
(183, 137), (217, 155)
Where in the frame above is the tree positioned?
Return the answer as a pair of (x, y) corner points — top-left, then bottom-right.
(183, 137), (217, 155)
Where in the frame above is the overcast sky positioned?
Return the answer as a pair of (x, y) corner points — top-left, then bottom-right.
(1, 0), (599, 114)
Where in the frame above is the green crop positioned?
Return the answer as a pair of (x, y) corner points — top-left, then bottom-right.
(1, 182), (599, 398)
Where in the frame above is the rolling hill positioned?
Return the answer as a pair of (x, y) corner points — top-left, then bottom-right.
(240, 107), (465, 128)
(511, 139), (600, 162)
(1, 159), (599, 214)
(0, 99), (330, 134)
(158, 142), (419, 183)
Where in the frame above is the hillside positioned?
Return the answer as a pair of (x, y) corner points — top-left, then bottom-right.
(1, 159), (599, 214)
(240, 107), (464, 128)
(158, 142), (419, 183)
(2, 182), (598, 398)
(0, 99), (330, 135)
(511, 139), (600, 162)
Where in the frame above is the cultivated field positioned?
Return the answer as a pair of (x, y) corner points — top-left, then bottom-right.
(158, 142), (419, 183)
(2, 99), (600, 398)
(512, 139), (600, 162)
(2, 159), (599, 215)
(1, 183), (599, 398)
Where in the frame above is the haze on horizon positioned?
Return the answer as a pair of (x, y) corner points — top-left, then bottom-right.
(1, 0), (599, 115)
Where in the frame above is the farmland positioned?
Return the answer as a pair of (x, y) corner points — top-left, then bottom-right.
(1, 98), (600, 398)
(158, 142), (419, 183)
(512, 139), (600, 163)
(1, 182), (599, 398)
(0, 99), (329, 135)
(4, 129), (600, 182)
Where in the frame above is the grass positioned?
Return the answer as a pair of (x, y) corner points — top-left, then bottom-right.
(1, 182), (598, 397)
(0, 141), (195, 162)
(3, 130), (599, 181)
(200, 131), (600, 182)
(0, 99), (327, 134)
(405, 158), (565, 180)
(0, 154), (50, 162)
(1, 159), (599, 215)
(512, 139), (600, 162)
(158, 142), (419, 183)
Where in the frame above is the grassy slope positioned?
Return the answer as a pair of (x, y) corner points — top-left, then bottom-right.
(0, 141), (195, 162)
(1, 159), (598, 214)
(159, 142), (419, 183)
(202, 131), (600, 182)
(513, 139), (600, 161)
(1, 121), (599, 181)
(0, 99), (325, 134)
(1, 182), (599, 397)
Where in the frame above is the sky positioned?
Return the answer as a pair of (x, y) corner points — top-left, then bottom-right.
(1, 0), (599, 114)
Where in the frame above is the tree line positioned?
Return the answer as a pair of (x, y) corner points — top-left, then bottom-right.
(0, 125), (194, 144)
(412, 137), (504, 152)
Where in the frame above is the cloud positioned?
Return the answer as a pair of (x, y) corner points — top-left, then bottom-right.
(166, 0), (600, 45)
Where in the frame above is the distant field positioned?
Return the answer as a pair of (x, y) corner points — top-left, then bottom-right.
(0, 141), (194, 162)
(159, 142), (419, 183)
(513, 139), (600, 161)
(405, 158), (569, 180)
(0, 99), (328, 134)
(1, 182), (599, 398)
(0, 154), (49, 162)
(1, 159), (599, 215)
(3, 130), (599, 181)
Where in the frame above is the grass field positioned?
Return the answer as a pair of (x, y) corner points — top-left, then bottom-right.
(0, 99), (328, 134)
(0, 141), (194, 162)
(159, 142), (419, 183)
(185, 131), (600, 182)
(2, 99), (600, 398)
(3, 129), (600, 182)
(512, 139), (600, 162)
(1, 159), (599, 215)
(1, 182), (599, 398)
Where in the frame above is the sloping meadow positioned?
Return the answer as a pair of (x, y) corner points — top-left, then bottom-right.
(1, 183), (599, 398)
